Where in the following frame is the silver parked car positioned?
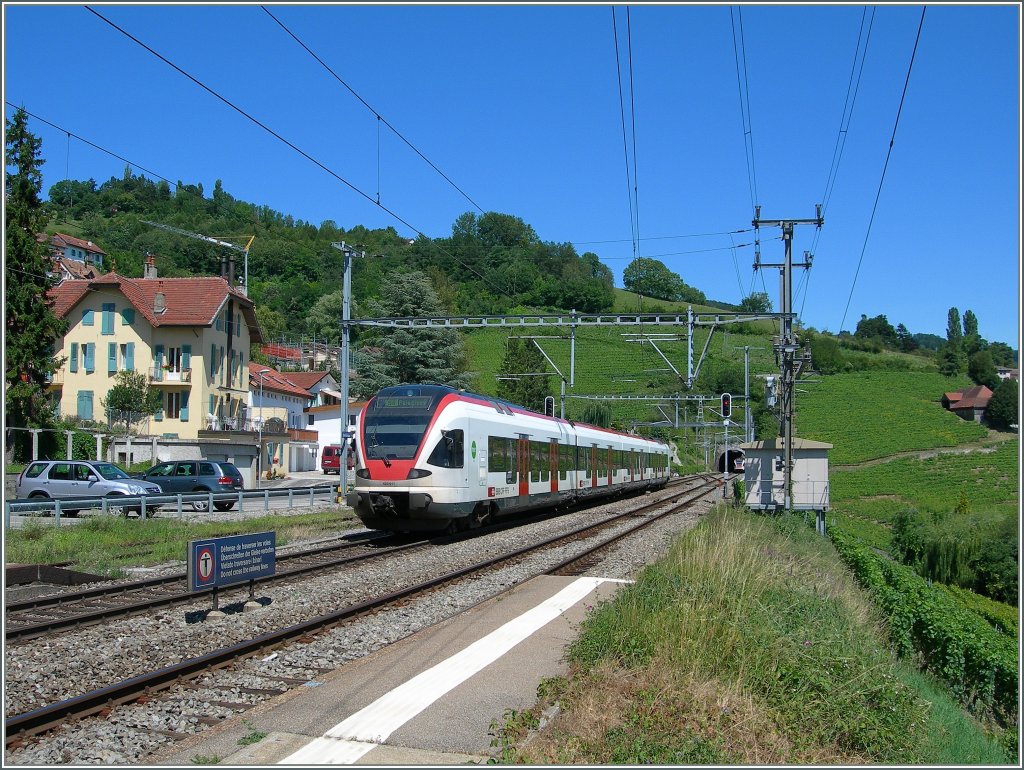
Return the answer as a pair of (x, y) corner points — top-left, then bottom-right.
(16, 460), (163, 515)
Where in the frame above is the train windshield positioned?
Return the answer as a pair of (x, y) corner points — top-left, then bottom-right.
(363, 385), (451, 461)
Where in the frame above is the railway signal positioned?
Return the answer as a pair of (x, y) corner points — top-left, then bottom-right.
(721, 393), (732, 419)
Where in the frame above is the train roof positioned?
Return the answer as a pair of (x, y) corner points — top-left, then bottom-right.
(373, 384), (669, 448)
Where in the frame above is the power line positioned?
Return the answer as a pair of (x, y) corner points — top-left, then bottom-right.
(626, 7), (641, 261)
(839, 7), (926, 333)
(810, 6), (875, 258)
(83, 5), (513, 301)
(259, 5), (485, 215)
(4, 103), (180, 192)
(730, 6), (759, 213)
(572, 228), (751, 246)
(612, 7), (638, 263)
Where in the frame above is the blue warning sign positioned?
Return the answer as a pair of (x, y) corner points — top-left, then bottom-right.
(187, 531), (276, 592)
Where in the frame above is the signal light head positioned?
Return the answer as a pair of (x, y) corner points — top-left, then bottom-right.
(721, 393), (732, 418)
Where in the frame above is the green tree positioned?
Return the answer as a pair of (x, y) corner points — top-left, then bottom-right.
(962, 309), (984, 356)
(739, 292), (772, 313)
(622, 257), (683, 302)
(895, 323), (917, 352)
(809, 333), (845, 374)
(579, 401), (612, 428)
(984, 378), (1018, 430)
(939, 307), (967, 376)
(101, 370), (162, 433)
(352, 272), (470, 398)
(306, 290), (363, 344)
(496, 338), (551, 411)
(967, 350), (999, 390)
(854, 314), (898, 347)
(5, 108), (68, 462)
(986, 341), (1017, 368)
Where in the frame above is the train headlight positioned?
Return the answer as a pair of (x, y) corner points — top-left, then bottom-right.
(356, 468), (371, 479)
(406, 468), (433, 480)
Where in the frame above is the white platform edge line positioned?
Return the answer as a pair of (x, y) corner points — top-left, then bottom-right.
(279, 576), (611, 765)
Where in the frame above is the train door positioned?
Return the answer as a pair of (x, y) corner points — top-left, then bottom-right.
(590, 445), (598, 488)
(606, 447), (613, 486)
(549, 440), (558, 493)
(518, 435), (530, 497)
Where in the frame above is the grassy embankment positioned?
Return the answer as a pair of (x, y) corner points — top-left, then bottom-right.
(5, 511), (356, 576)
(491, 369), (1017, 763)
(491, 507), (1008, 764)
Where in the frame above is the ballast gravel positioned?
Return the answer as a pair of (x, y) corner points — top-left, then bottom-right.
(5, 487), (715, 765)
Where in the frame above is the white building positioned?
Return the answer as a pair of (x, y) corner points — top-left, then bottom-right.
(740, 438), (832, 512)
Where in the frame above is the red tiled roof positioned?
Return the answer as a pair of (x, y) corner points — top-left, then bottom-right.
(53, 256), (99, 280)
(248, 362), (312, 398)
(946, 385), (993, 410)
(282, 371), (330, 389)
(47, 273), (263, 342)
(51, 233), (107, 255)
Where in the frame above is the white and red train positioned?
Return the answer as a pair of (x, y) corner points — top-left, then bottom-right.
(346, 384), (672, 533)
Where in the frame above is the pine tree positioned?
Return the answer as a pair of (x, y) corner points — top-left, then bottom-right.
(351, 272), (470, 397)
(5, 108), (67, 459)
(496, 338), (551, 411)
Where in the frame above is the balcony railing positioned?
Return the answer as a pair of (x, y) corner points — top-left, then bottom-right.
(201, 416), (289, 434)
(150, 367), (192, 384)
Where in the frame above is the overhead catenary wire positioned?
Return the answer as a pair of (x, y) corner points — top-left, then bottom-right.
(4, 102), (180, 192)
(260, 5), (485, 215)
(730, 5), (759, 215)
(626, 6), (641, 261)
(612, 7), (639, 263)
(83, 5), (514, 302)
(808, 6), (876, 260)
(839, 7), (926, 333)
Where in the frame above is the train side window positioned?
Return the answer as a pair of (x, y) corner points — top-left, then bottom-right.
(427, 429), (464, 468)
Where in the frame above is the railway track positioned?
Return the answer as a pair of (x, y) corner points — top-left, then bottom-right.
(5, 474), (718, 752)
(5, 475), (705, 644)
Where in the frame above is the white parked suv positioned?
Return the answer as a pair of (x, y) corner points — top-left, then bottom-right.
(16, 460), (163, 515)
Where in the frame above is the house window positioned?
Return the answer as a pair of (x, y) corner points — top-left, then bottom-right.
(166, 391), (182, 419)
(166, 347), (183, 373)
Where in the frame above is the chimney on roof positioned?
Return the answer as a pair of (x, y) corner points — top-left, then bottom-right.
(143, 252), (158, 280)
(154, 292), (166, 315)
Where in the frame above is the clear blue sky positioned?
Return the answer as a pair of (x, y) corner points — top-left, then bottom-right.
(4, 3), (1020, 348)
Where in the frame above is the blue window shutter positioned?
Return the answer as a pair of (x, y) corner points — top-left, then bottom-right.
(216, 313), (223, 332)
(126, 342), (135, 371)
(108, 342), (117, 373)
(70, 343), (79, 373)
(209, 394), (215, 417)
(180, 391), (190, 421)
(220, 346), (225, 381)
(82, 309), (94, 326)
(155, 395), (164, 421)
(236, 312), (241, 337)
(121, 308), (135, 326)
(182, 344), (191, 371)
(210, 344), (216, 378)
(154, 344), (164, 381)
(78, 391), (93, 420)
(84, 343), (95, 373)
(101, 303), (114, 335)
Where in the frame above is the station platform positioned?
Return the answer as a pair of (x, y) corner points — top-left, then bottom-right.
(153, 574), (627, 765)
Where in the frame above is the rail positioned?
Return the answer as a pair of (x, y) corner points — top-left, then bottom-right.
(4, 486), (339, 529)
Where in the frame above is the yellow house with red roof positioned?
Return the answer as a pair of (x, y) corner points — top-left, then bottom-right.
(47, 272), (264, 441)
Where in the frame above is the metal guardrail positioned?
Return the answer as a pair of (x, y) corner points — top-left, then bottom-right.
(4, 486), (339, 528)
